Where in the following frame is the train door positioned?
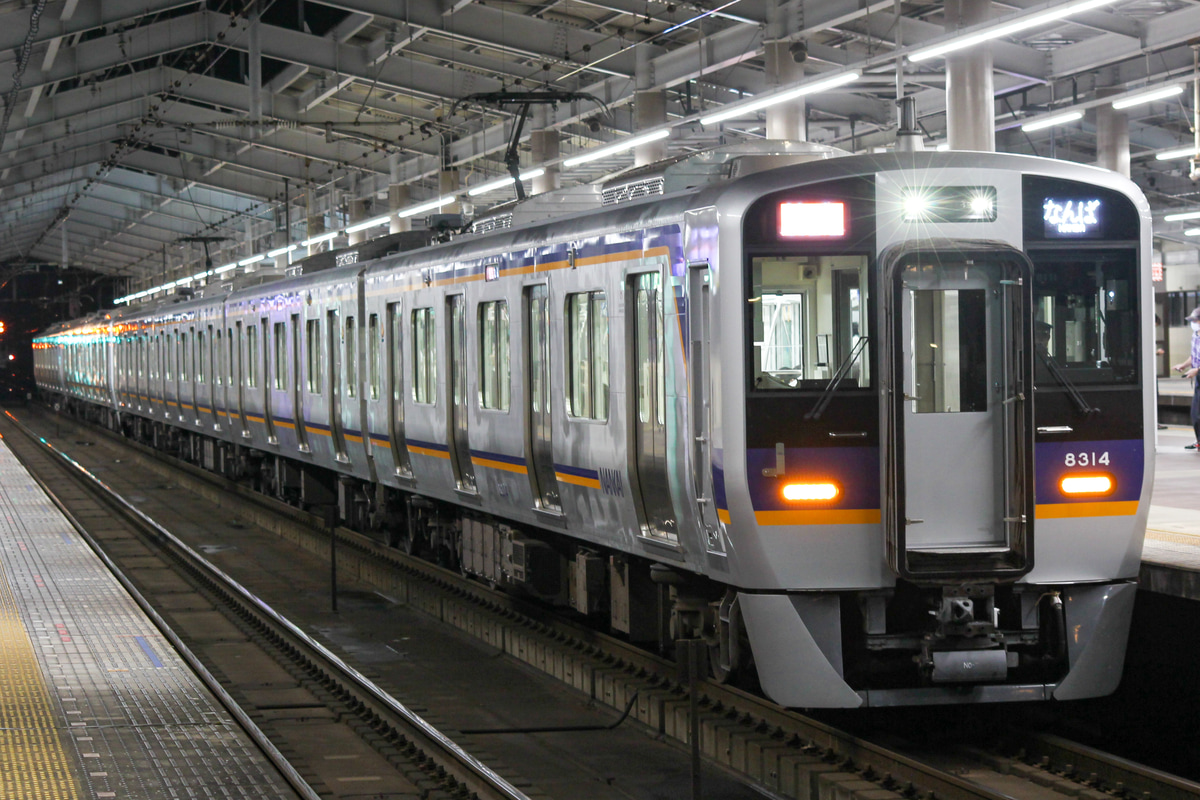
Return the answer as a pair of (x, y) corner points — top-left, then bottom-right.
(630, 270), (677, 541)
(262, 318), (277, 444)
(386, 302), (413, 476)
(525, 284), (561, 512)
(235, 321), (249, 436)
(292, 314), (310, 452)
(688, 263), (723, 553)
(328, 309), (348, 462)
(447, 294), (476, 493)
(884, 245), (1033, 579)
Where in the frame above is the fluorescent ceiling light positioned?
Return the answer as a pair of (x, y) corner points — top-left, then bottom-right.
(214, 262), (238, 274)
(301, 230), (340, 247)
(1021, 111), (1083, 132)
(267, 244), (298, 258)
(1111, 84), (1183, 109)
(1164, 210), (1200, 222)
(345, 214), (393, 234)
(398, 195), (457, 219)
(1155, 146), (1198, 161)
(192, 270), (211, 280)
(564, 129), (670, 167)
(239, 254), (265, 266)
(1186, 228), (1200, 236)
(910, 0), (1119, 62)
(700, 71), (861, 125)
(467, 169), (546, 196)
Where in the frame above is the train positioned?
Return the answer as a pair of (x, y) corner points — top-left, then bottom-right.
(34, 142), (1154, 707)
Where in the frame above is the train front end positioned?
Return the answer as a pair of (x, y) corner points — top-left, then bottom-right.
(717, 152), (1152, 707)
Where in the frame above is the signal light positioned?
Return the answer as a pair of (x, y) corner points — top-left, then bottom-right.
(1060, 475), (1114, 496)
(0, 321), (6, 333)
(782, 482), (839, 502)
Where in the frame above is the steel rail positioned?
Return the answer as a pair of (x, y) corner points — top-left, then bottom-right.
(4, 410), (533, 800)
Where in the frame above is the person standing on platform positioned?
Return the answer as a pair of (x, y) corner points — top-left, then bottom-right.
(1172, 306), (1200, 449)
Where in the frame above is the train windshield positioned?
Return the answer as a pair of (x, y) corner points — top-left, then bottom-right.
(1030, 250), (1138, 385)
(749, 254), (870, 390)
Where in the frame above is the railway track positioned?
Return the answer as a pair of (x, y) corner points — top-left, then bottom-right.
(0, 409), (530, 800)
(13, 404), (1200, 800)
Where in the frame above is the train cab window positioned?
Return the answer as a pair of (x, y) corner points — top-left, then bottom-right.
(307, 319), (322, 393)
(479, 300), (510, 411)
(566, 291), (609, 420)
(908, 287), (988, 414)
(274, 322), (287, 390)
(749, 255), (870, 390)
(412, 307), (436, 404)
(1031, 252), (1138, 385)
(345, 316), (357, 398)
(368, 314), (380, 400)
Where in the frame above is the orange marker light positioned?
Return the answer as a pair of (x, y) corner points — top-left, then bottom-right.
(782, 482), (839, 502)
(1060, 475), (1114, 496)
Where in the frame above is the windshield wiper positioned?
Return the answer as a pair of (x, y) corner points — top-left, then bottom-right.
(1037, 351), (1097, 415)
(805, 337), (869, 420)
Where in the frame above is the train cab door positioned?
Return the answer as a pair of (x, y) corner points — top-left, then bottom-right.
(328, 309), (349, 462)
(630, 270), (678, 542)
(525, 284), (561, 513)
(447, 294), (477, 493)
(883, 245), (1034, 580)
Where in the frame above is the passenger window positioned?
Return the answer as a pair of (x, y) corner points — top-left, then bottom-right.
(478, 300), (510, 411)
(749, 254), (870, 390)
(412, 307), (436, 404)
(345, 316), (357, 398)
(227, 328), (235, 385)
(246, 324), (258, 388)
(214, 329), (223, 385)
(307, 319), (322, 393)
(197, 329), (206, 382)
(274, 322), (286, 389)
(368, 314), (380, 400)
(566, 291), (608, 420)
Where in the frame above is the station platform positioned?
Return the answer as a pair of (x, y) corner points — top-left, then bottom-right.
(0, 437), (297, 799)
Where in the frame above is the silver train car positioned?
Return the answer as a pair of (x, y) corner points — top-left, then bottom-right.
(34, 145), (1154, 707)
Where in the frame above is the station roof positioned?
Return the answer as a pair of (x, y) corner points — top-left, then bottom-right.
(1, 0), (1198, 287)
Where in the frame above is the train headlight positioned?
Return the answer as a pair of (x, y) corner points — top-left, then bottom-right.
(902, 192), (931, 220)
(782, 482), (840, 502)
(1059, 474), (1115, 496)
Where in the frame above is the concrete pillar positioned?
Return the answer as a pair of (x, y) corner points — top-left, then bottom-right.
(945, 0), (994, 152)
(347, 199), (369, 245)
(1095, 87), (1130, 178)
(248, 1), (262, 138)
(389, 184), (411, 233)
(634, 46), (666, 165)
(765, 40), (805, 140)
(306, 212), (325, 256)
(530, 106), (559, 195)
(273, 231), (290, 271)
(439, 169), (461, 214)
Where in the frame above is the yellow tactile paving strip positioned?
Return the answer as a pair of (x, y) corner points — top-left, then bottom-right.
(0, 561), (77, 799)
